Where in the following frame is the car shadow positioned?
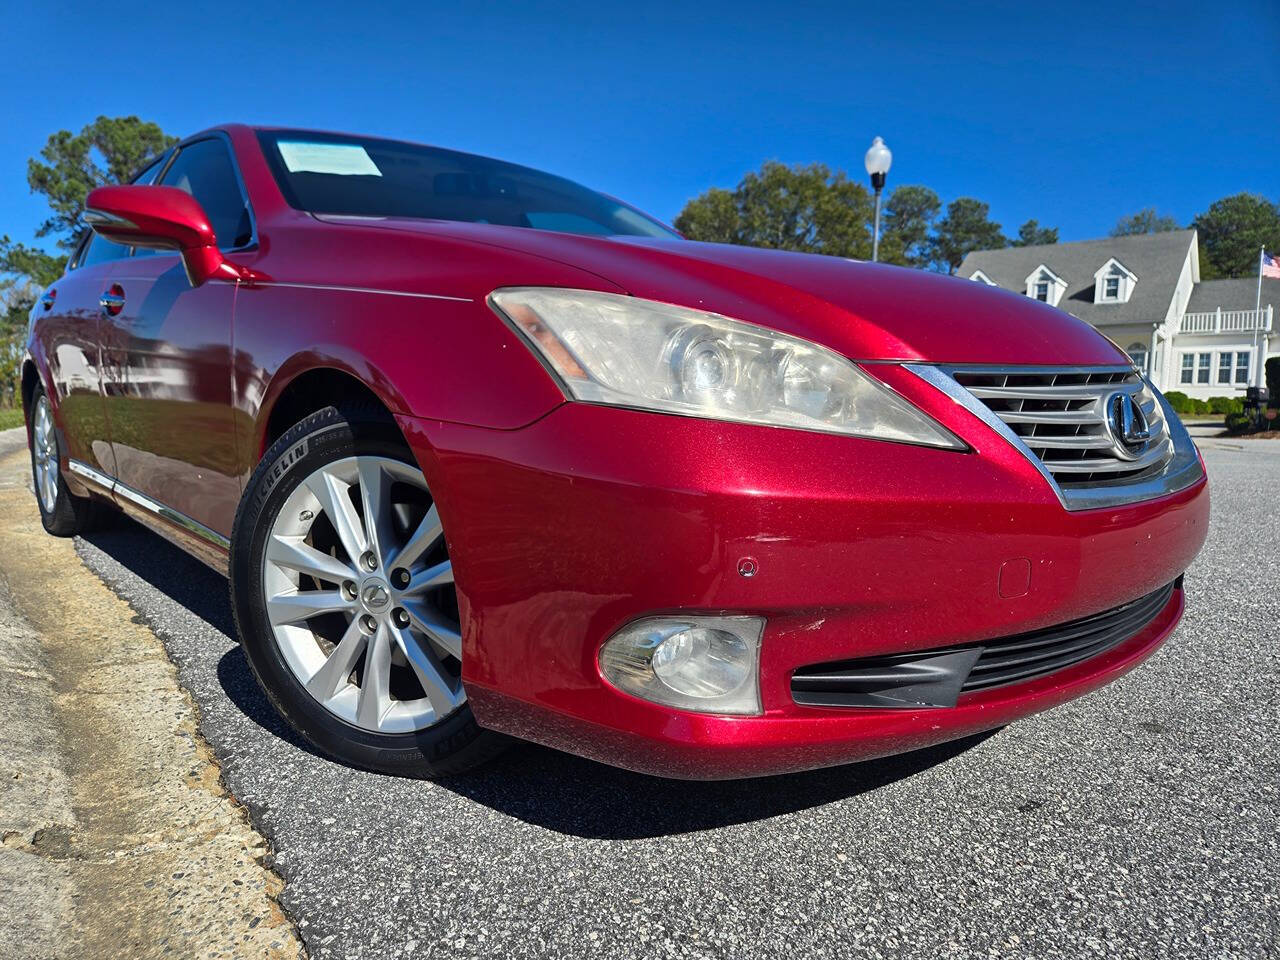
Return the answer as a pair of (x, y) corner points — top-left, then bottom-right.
(435, 731), (995, 838)
(81, 517), (237, 638)
(80, 514), (997, 839)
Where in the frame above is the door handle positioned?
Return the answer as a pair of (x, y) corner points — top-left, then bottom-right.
(99, 284), (125, 317)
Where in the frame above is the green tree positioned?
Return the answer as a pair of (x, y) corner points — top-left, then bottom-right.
(25, 115), (176, 252)
(0, 115), (176, 406)
(1196, 242), (1220, 281)
(1111, 207), (1181, 236)
(675, 161), (874, 258)
(1192, 193), (1280, 279)
(0, 241), (64, 291)
(672, 187), (739, 244)
(1011, 219), (1058, 247)
(1, 115), (176, 287)
(930, 198), (1005, 273)
(880, 185), (940, 267)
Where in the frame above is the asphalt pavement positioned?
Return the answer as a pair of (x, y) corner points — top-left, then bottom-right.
(72, 440), (1279, 960)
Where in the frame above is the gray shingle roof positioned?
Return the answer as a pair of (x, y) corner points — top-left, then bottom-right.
(957, 230), (1197, 328)
(1187, 276), (1280, 313)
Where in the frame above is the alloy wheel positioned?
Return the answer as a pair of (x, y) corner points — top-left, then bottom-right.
(32, 396), (58, 515)
(262, 455), (464, 734)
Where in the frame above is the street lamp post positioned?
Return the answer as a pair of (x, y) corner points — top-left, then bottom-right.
(864, 136), (892, 262)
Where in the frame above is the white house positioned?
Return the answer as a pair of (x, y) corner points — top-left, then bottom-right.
(958, 230), (1276, 398)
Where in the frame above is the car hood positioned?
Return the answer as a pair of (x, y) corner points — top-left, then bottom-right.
(320, 217), (1129, 366)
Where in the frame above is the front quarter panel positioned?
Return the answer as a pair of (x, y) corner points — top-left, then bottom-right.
(233, 287), (557, 461)
(228, 218), (626, 471)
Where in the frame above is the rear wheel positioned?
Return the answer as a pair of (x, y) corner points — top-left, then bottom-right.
(30, 387), (101, 537)
(230, 405), (505, 777)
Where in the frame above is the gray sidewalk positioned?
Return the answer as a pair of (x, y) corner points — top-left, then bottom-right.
(0, 429), (304, 960)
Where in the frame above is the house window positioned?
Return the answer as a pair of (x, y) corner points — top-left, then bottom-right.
(1197, 352), (1211, 384)
(1208, 350), (1253, 385)
(1180, 354), (1194, 384)
(1093, 258), (1135, 304)
(1127, 343), (1148, 371)
(1235, 351), (1251, 384)
(1034, 281), (1049, 301)
(1217, 353), (1233, 384)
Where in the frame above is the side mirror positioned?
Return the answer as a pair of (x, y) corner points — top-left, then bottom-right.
(83, 185), (251, 287)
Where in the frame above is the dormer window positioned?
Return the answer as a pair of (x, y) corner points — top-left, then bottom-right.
(1094, 258), (1136, 304)
(969, 269), (996, 286)
(1023, 265), (1066, 306)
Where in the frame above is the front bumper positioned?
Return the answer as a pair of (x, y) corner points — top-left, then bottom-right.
(398, 368), (1209, 779)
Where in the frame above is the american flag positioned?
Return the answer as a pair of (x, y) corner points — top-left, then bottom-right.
(1263, 250), (1280, 279)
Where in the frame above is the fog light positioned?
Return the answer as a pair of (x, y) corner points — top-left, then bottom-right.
(599, 616), (764, 715)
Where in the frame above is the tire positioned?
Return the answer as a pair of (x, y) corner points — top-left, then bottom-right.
(229, 403), (506, 777)
(29, 385), (102, 537)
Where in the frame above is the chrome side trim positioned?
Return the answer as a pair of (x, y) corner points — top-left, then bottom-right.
(113, 482), (231, 550)
(905, 365), (1204, 512)
(251, 281), (472, 302)
(67, 459), (115, 491)
(67, 459), (231, 550)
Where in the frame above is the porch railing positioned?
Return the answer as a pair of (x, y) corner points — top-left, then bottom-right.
(1178, 305), (1273, 334)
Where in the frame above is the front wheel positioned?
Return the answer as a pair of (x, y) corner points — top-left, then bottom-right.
(229, 405), (506, 777)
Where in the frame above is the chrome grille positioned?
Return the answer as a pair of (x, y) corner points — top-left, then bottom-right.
(948, 366), (1175, 486)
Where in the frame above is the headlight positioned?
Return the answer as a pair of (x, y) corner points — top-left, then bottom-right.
(491, 288), (963, 448)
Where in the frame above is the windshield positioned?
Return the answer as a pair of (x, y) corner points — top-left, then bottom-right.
(257, 130), (676, 239)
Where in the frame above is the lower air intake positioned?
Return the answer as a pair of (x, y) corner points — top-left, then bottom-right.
(791, 582), (1176, 709)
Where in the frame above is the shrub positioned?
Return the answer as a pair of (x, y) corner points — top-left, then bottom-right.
(1162, 390), (1193, 414)
(1206, 395), (1244, 415)
(1225, 412), (1253, 434)
(1188, 398), (1209, 415)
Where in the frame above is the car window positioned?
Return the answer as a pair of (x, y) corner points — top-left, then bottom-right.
(129, 154), (170, 258)
(79, 232), (130, 269)
(69, 231), (92, 270)
(524, 212), (615, 236)
(133, 156), (167, 186)
(257, 130), (676, 239)
(160, 139), (253, 250)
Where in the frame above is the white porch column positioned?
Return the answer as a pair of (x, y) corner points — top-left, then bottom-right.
(1160, 323), (1177, 390)
(1261, 305), (1273, 391)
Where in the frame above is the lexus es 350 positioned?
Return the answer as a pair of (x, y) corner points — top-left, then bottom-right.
(22, 126), (1208, 779)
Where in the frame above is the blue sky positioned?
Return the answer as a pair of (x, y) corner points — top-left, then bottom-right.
(2, 0), (1277, 252)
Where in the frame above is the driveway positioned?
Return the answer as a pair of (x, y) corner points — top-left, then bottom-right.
(63, 440), (1280, 959)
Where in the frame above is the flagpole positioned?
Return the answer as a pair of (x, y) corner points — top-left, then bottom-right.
(1256, 247), (1264, 388)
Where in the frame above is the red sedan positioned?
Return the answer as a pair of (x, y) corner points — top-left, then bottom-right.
(23, 125), (1208, 779)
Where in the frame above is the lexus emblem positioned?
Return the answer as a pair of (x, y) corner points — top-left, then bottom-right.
(1106, 391), (1150, 458)
(362, 583), (391, 611)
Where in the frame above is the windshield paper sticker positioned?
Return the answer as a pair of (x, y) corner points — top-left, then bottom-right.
(278, 142), (382, 177)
